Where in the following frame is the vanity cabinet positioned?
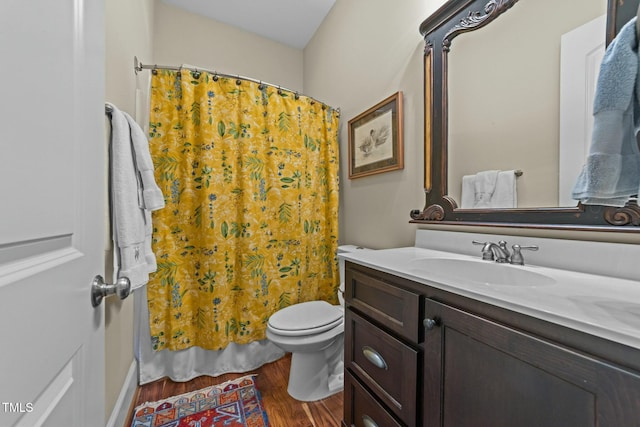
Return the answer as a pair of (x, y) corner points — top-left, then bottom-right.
(343, 261), (640, 427)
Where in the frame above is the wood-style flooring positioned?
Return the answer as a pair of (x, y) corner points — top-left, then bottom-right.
(125, 353), (344, 427)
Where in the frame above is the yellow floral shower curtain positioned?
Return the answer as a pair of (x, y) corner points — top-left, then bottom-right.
(146, 69), (340, 352)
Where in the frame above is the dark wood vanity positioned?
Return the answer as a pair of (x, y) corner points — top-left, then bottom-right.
(342, 261), (640, 427)
(340, 0), (640, 424)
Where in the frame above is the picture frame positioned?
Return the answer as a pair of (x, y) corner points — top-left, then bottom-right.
(348, 91), (404, 179)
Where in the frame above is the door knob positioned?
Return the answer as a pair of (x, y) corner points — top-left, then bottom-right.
(91, 275), (131, 307)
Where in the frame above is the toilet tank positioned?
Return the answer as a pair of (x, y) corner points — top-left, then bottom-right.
(337, 245), (371, 305)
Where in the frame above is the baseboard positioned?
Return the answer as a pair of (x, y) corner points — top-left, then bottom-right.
(106, 360), (138, 427)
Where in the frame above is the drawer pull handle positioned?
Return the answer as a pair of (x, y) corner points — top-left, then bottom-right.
(362, 346), (388, 370)
(424, 317), (440, 330)
(362, 415), (379, 427)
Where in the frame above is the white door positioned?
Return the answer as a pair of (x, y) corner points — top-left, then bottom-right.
(0, 1), (106, 426)
(558, 15), (606, 207)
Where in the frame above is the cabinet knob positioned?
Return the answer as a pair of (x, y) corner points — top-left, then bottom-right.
(362, 415), (379, 427)
(362, 346), (388, 370)
(424, 317), (439, 330)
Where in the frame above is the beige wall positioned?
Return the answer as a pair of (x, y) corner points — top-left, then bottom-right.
(153, 2), (303, 91)
(105, 0), (155, 419)
(304, 0), (444, 249)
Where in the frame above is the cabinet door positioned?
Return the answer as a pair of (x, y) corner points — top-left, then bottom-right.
(423, 298), (640, 427)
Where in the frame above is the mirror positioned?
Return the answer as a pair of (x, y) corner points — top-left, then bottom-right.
(411, 0), (640, 229)
(448, 0), (605, 209)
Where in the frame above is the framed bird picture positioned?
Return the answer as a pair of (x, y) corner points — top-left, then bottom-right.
(348, 91), (404, 179)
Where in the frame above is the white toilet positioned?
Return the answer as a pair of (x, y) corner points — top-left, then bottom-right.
(266, 245), (368, 401)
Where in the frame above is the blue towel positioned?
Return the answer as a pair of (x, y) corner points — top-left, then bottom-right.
(572, 17), (640, 206)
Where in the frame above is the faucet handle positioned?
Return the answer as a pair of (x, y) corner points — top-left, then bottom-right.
(510, 244), (539, 265)
(472, 240), (495, 260)
(498, 240), (510, 254)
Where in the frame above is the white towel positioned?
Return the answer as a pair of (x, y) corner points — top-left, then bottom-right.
(491, 170), (517, 208)
(460, 175), (476, 208)
(122, 112), (165, 211)
(107, 102), (165, 290)
(473, 170), (499, 208)
(460, 170), (517, 208)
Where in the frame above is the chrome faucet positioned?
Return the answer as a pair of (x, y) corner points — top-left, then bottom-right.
(473, 240), (510, 263)
(472, 240), (538, 265)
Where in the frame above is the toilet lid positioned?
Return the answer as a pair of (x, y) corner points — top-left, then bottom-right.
(268, 301), (343, 336)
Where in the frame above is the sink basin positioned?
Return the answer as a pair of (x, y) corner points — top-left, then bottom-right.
(407, 258), (556, 287)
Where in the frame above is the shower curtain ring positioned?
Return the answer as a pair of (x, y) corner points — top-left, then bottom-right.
(236, 76), (242, 85)
(213, 71), (219, 81)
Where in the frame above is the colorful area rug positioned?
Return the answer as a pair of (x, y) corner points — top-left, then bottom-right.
(130, 374), (270, 427)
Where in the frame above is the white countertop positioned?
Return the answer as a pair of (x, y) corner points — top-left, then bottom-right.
(341, 245), (640, 351)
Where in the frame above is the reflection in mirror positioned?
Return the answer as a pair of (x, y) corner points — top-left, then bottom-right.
(447, 0), (606, 209)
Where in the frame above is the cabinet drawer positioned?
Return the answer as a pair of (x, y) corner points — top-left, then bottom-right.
(344, 371), (404, 427)
(346, 268), (421, 342)
(345, 309), (419, 426)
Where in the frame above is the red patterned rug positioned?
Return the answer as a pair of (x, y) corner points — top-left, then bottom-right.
(130, 375), (270, 427)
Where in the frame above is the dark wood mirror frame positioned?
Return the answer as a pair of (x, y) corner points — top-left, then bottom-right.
(410, 0), (640, 230)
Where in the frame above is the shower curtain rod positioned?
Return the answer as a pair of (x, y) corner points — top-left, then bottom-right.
(134, 56), (339, 114)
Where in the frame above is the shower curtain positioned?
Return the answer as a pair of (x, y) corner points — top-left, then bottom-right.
(136, 69), (340, 382)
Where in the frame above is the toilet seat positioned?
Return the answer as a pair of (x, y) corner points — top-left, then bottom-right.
(268, 300), (343, 337)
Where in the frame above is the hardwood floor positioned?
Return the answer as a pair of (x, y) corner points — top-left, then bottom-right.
(125, 353), (344, 427)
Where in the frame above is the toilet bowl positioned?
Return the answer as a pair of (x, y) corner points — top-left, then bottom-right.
(266, 245), (368, 401)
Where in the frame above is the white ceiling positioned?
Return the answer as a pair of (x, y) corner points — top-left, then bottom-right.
(160, 0), (337, 49)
